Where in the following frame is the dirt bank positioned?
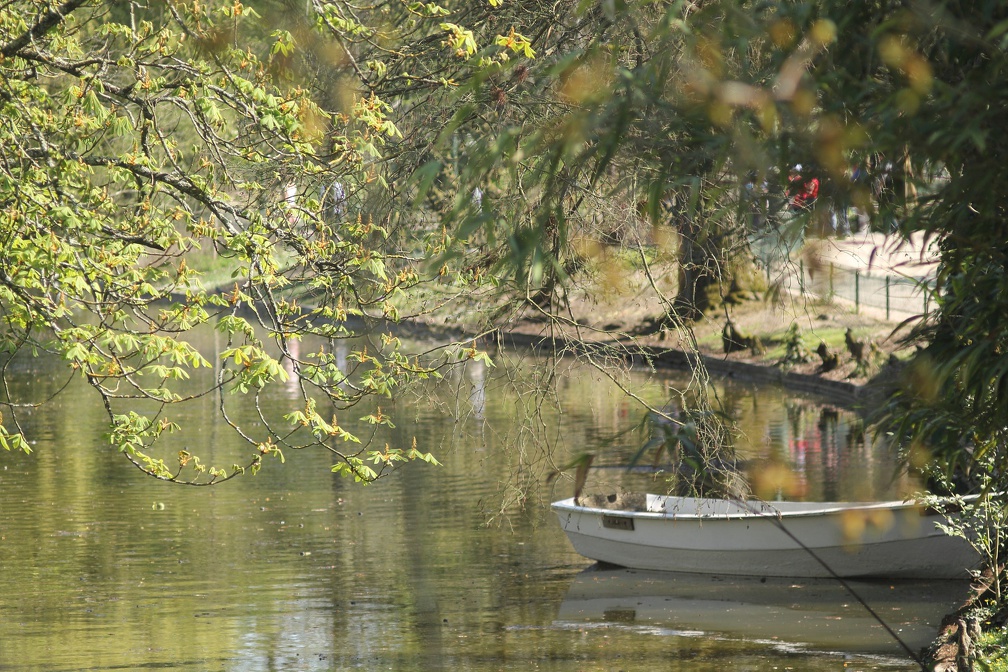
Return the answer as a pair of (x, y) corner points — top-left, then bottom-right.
(499, 269), (914, 405)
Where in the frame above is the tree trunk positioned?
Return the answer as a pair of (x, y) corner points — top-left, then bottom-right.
(675, 214), (719, 319)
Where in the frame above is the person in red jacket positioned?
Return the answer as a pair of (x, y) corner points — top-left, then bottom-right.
(788, 164), (819, 210)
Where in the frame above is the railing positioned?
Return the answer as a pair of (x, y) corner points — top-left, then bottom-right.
(762, 257), (934, 321)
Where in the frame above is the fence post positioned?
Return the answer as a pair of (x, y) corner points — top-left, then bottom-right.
(799, 259), (805, 296)
(855, 270), (860, 314)
(829, 263), (834, 298)
(885, 275), (891, 321)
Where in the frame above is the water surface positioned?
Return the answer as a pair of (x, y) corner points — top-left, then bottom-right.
(0, 339), (958, 670)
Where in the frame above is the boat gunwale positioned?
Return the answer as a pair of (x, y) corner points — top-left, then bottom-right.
(550, 494), (974, 522)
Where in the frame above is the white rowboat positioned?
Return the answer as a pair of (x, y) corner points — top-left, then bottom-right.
(552, 494), (980, 579)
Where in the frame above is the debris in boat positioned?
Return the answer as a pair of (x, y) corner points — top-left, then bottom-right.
(577, 492), (647, 512)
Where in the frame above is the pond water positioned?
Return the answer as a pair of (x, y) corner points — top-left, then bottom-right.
(0, 333), (964, 671)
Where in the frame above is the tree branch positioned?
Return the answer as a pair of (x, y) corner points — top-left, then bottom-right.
(0, 0), (90, 58)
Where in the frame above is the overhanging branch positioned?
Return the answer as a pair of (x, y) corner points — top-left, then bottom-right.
(0, 0), (91, 58)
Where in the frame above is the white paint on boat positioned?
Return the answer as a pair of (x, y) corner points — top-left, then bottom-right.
(552, 494), (980, 579)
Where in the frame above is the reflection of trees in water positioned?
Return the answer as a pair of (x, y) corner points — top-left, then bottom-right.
(599, 374), (909, 502)
(785, 401), (841, 500)
(467, 360), (486, 422)
(773, 399), (884, 501)
(405, 354), (910, 507)
(604, 374), (906, 501)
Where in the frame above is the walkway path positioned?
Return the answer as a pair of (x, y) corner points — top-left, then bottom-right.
(799, 231), (939, 321)
(813, 231), (938, 279)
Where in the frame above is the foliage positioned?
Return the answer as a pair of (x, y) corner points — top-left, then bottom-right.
(977, 630), (1008, 672)
(805, 0), (1008, 593)
(0, 0), (762, 491)
(464, 0), (1008, 555)
(629, 403), (743, 498)
(0, 0), (539, 482)
(922, 460), (1008, 611)
(780, 324), (812, 366)
(786, 0), (1008, 485)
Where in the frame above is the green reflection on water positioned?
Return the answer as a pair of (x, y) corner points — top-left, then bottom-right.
(0, 336), (940, 671)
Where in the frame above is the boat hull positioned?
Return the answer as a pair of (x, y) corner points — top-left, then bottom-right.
(552, 495), (980, 579)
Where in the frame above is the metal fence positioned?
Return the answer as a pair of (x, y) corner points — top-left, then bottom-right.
(763, 257), (934, 321)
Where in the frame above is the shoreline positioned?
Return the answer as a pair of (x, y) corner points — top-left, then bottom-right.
(488, 326), (870, 408)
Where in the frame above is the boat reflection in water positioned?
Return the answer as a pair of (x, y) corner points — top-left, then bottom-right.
(557, 566), (970, 656)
